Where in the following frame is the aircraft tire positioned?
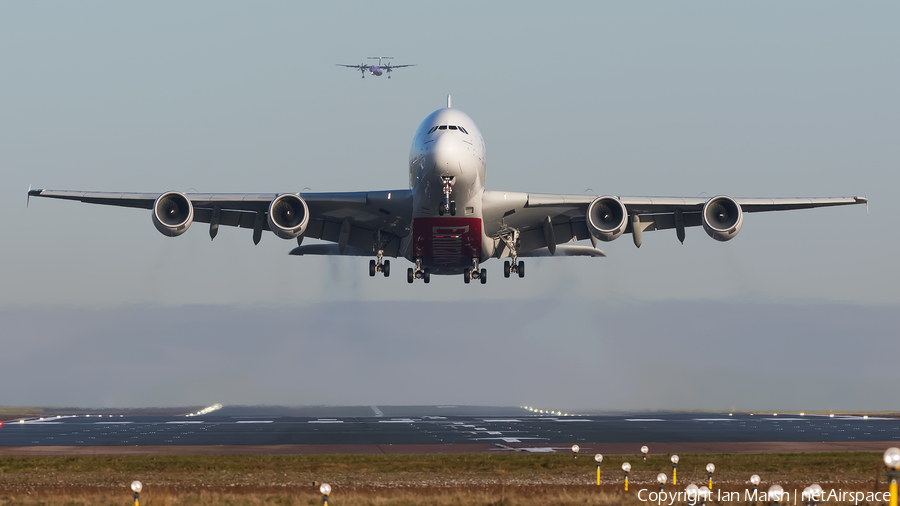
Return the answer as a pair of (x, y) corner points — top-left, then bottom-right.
(464, 270), (471, 284)
(480, 268), (487, 284)
(423, 269), (430, 283)
(504, 261), (510, 278)
(369, 260), (376, 277)
(383, 260), (390, 277)
(518, 261), (525, 278)
(407, 268), (414, 284)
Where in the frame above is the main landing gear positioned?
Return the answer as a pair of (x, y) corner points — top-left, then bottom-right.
(369, 250), (390, 277)
(463, 258), (487, 285)
(498, 229), (525, 279)
(407, 257), (430, 284)
(503, 260), (525, 278)
(438, 176), (456, 216)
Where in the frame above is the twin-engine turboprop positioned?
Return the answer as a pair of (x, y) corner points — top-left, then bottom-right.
(28, 96), (867, 285)
(336, 56), (416, 79)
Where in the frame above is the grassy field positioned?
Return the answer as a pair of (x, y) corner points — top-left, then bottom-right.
(0, 452), (893, 505)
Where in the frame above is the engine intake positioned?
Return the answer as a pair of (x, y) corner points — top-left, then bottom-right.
(702, 195), (743, 241)
(152, 191), (194, 237)
(586, 196), (628, 242)
(267, 194), (309, 239)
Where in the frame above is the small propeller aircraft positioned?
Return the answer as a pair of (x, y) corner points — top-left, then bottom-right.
(336, 56), (416, 79)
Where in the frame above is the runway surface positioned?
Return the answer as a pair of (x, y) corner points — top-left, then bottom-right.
(2, 406), (898, 455)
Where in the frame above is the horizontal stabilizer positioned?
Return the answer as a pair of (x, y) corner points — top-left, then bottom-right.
(521, 245), (606, 257)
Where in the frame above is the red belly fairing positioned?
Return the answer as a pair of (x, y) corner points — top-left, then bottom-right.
(411, 217), (483, 269)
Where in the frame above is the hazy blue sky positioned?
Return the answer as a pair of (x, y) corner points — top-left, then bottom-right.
(1, 2), (897, 409)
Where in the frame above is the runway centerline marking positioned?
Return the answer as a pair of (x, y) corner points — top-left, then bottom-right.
(236, 421), (273, 424)
(625, 419), (665, 422)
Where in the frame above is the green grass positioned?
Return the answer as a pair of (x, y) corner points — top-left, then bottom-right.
(0, 452), (885, 475)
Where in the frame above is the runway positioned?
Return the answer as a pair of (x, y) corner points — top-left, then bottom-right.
(1, 406), (897, 455)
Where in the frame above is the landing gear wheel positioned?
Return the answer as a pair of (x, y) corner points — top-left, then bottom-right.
(407, 268), (414, 284)
(504, 261), (511, 278)
(423, 269), (431, 283)
(518, 261), (525, 278)
(369, 259), (376, 277)
(464, 270), (471, 284)
(438, 206), (445, 216)
(450, 201), (457, 216)
(383, 260), (390, 277)
(480, 268), (487, 284)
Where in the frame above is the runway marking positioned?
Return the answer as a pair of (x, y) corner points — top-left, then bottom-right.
(625, 419), (665, 422)
(539, 418), (593, 422)
(694, 418), (734, 421)
(236, 420), (273, 424)
(378, 418), (420, 423)
(483, 419), (521, 422)
(370, 406), (384, 417)
(166, 421), (203, 424)
(93, 421), (132, 424)
(763, 418), (805, 421)
(476, 437), (548, 441)
(487, 431), (503, 435)
(308, 420), (344, 424)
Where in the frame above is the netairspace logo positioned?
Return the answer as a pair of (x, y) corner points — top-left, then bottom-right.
(637, 488), (892, 506)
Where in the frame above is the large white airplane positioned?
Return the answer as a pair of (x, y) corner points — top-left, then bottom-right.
(28, 96), (867, 284)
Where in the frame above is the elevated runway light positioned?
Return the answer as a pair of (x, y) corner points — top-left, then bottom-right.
(750, 474), (761, 493)
(131, 481), (142, 506)
(641, 445), (649, 461)
(767, 484), (784, 506)
(808, 484), (823, 506)
(571, 444), (579, 459)
(657, 473), (667, 492)
(622, 462), (631, 491)
(594, 454), (603, 486)
(706, 463), (715, 488)
(884, 447), (900, 506)
(685, 483), (699, 504)
(699, 486), (710, 506)
(320, 483), (332, 506)
(671, 455), (679, 485)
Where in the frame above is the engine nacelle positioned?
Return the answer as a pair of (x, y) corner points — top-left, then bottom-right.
(267, 194), (309, 239)
(586, 196), (628, 242)
(702, 195), (743, 242)
(152, 191), (194, 237)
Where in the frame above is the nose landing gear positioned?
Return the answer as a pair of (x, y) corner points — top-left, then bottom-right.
(407, 257), (430, 283)
(438, 177), (456, 216)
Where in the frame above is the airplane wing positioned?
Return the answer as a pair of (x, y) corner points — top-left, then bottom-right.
(336, 64), (365, 69)
(27, 189), (413, 257)
(387, 64), (416, 68)
(482, 191), (867, 254)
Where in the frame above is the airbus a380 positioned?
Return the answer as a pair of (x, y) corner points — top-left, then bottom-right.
(28, 96), (866, 285)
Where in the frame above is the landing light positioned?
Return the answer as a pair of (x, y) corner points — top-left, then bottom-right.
(131, 481), (143, 493)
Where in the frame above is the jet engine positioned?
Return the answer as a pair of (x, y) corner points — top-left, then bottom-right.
(586, 196), (628, 242)
(152, 191), (194, 237)
(702, 195), (743, 241)
(267, 194), (309, 239)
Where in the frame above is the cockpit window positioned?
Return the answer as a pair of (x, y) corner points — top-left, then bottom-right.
(438, 125), (448, 130)
(449, 125), (458, 130)
(458, 126), (468, 134)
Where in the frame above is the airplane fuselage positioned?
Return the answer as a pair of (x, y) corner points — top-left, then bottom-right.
(403, 107), (493, 274)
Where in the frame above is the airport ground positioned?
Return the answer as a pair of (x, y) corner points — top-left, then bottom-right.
(0, 453), (894, 505)
(1, 406), (898, 504)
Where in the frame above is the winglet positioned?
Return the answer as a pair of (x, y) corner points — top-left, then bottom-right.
(27, 185), (34, 207)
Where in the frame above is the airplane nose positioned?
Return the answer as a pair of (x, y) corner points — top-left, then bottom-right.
(429, 133), (463, 177)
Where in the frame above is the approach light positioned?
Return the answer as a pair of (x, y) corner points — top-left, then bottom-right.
(671, 455), (679, 464)
(571, 444), (580, 456)
(685, 483), (699, 502)
(320, 483), (332, 495)
(707, 463), (715, 473)
(750, 474), (761, 485)
(131, 481), (142, 493)
(658, 473), (667, 484)
(622, 462), (631, 472)
(595, 454), (603, 463)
